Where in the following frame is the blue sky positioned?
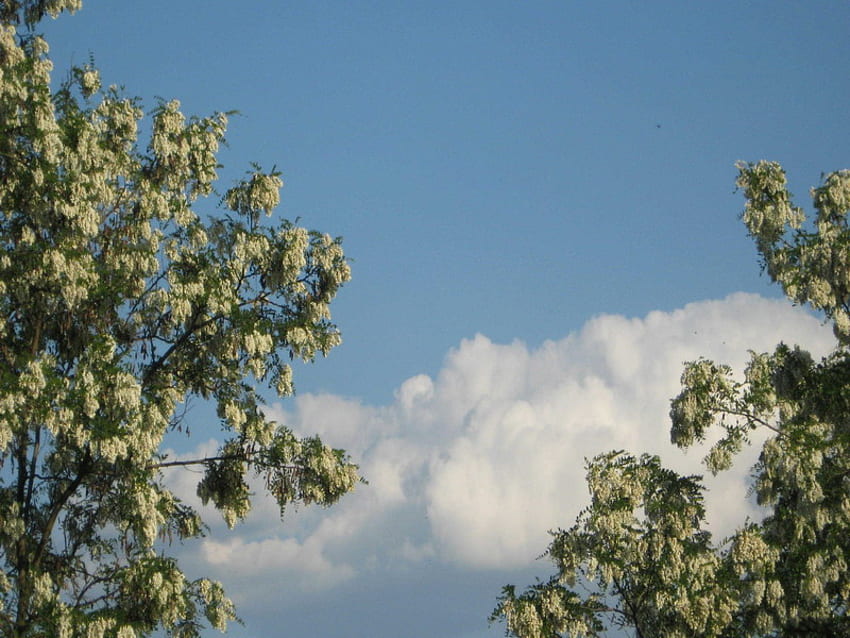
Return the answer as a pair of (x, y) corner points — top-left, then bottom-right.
(41, 2), (850, 637)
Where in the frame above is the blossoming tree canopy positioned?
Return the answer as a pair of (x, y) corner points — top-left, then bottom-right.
(0, 1), (359, 636)
(493, 162), (850, 638)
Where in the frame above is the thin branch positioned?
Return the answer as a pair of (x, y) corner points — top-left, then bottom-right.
(24, 425), (40, 516)
(141, 308), (208, 386)
(148, 452), (301, 473)
(612, 575), (645, 638)
(140, 292), (283, 387)
(149, 453), (244, 470)
(32, 451), (91, 572)
(726, 408), (783, 435)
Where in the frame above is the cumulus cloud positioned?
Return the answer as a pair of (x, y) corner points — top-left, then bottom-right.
(201, 535), (354, 591)
(168, 293), (836, 591)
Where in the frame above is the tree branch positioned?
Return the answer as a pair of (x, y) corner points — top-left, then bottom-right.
(612, 575), (645, 638)
(32, 451), (91, 572)
(149, 452), (301, 473)
(149, 453), (244, 470)
(726, 408), (783, 435)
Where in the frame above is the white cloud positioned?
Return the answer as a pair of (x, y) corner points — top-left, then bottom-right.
(171, 293), (836, 588)
(201, 535), (354, 591)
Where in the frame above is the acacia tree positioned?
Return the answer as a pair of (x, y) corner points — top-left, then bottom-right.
(493, 162), (850, 638)
(0, 2), (360, 636)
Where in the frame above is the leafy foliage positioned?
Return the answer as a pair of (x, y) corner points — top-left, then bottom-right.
(492, 452), (737, 638)
(493, 161), (850, 637)
(0, 2), (359, 636)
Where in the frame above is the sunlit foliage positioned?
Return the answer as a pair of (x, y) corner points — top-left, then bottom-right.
(0, 1), (358, 636)
(493, 161), (850, 637)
